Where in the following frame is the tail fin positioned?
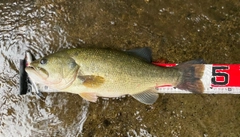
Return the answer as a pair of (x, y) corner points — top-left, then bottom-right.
(175, 59), (205, 93)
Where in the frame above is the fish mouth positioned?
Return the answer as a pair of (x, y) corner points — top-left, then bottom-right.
(25, 66), (49, 84)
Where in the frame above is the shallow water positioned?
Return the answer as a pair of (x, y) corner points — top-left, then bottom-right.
(1, 0), (240, 136)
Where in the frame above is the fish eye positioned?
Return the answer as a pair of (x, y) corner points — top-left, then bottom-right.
(69, 61), (77, 69)
(40, 58), (47, 65)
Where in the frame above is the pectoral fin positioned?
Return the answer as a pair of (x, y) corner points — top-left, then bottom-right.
(79, 93), (98, 102)
(131, 89), (159, 105)
(78, 75), (105, 88)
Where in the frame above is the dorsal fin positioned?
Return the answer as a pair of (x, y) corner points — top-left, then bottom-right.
(126, 47), (152, 63)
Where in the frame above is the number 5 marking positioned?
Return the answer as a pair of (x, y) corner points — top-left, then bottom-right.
(211, 66), (229, 85)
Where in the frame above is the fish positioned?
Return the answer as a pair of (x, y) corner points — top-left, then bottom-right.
(25, 47), (205, 105)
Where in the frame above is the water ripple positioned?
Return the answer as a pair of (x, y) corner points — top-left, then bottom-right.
(0, 1), (88, 136)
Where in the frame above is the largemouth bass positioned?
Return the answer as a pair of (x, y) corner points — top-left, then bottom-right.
(25, 47), (205, 105)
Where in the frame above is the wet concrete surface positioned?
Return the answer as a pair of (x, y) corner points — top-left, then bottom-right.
(0, 0), (240, 136)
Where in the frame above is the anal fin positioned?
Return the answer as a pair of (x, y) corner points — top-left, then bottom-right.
(131, 89), (159, 105)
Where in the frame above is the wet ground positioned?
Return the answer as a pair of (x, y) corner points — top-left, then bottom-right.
(1, 0), (240, 136)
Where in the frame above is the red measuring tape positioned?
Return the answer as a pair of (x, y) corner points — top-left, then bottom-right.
(153, 63), (240, 94)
